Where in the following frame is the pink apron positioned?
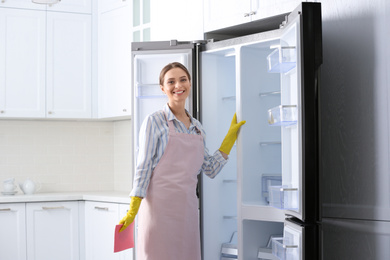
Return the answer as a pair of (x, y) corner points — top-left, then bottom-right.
(137, 114), (204, 260)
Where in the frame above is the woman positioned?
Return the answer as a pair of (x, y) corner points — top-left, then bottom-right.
(119, 62), (245, 260)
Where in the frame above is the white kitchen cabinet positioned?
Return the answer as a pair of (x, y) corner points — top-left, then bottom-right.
(98, 3), (132, 119)
(203, 0), (302, 32)
(0, 1), (92, 119)
(0, 203), (27, 260)
(84, 201), (133, 260)
(203, 0), (251, 32)
(26, 201), (80, 260)
(46, 11), (92, 119)
(0, 0), (46, 10)
(0, 8), (46, 118)
(46, 0), (92, 14)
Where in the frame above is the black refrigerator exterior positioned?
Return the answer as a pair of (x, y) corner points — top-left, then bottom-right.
(130, 3), (322, 260)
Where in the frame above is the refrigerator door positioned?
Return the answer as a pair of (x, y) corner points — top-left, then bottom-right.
(131, 41), (196, 162)
(200, 3), (321, 259)
(321, 218), (390, 259)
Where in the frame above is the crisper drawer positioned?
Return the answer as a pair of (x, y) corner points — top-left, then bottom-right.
(271, 219), (317, 260)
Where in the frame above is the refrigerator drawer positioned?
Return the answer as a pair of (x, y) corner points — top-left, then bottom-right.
(266, 46), (296, 73)
(271, 237), (299, 260)
(268, 105), (297, 127)
(269, 186), (298, 210)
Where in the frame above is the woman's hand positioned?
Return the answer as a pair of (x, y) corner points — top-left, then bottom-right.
(119, 196), (142, 232)
(219, 113), (246, 155)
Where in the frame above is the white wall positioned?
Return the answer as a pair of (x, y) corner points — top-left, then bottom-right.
(0, 120), (132, 193)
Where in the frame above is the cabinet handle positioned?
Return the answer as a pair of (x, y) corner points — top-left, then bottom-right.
(0, 208), (11, 211)
(244, 13), (250, 17)
(1, 0), (5, 4)
(0, 110), (4, 113)
(249, 11), (256, 16)
(94, 206), (109, 211)
(123, 109), (127, 112)
(48, 111), (53, 114)
(42, 206), (65, 210)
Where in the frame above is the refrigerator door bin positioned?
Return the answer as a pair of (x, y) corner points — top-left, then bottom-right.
(269, 186), (298, 210)
(267, 46), (296, 73)
(220, 231), (238, 259)
(261, 175), (282, 204)
(268, 105), (297, 126)
(258, 247), (279, 260)
(271, 237), (299, 260)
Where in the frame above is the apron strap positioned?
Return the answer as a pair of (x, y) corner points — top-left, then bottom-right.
(163, 111), (176, 133)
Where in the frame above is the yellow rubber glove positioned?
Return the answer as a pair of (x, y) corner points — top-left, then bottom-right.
(119, 196), (142, 232)
(219, 113), (246, 155)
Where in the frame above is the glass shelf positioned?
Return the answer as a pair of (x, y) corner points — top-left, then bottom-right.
(259, 91), (281, 97)
(259, 142), (281, 147)
(222, 95), (236, 101)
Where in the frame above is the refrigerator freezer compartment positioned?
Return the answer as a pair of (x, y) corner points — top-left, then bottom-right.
(266, 46), (296, 73)
(268, 186), (298, 210)
(271, 237), (299, 260)
(268, 105), (297, 126)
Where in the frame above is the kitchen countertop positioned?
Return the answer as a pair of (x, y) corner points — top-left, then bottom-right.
(0, 191), (131, 204)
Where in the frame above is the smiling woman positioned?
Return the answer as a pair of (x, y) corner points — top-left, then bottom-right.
(159, 62), (192, 129)
(118, 62), (245, 260)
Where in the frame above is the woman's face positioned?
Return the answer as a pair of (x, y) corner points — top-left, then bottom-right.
(160, 68), (191, 105)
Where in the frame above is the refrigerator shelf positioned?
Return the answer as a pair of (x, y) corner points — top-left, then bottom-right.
(266, 46), (296, 73)
(222, 95), (236, 101)
(259, 141), (281, 146)
(271, 237), (299, 260)
(259, 91), (281, 97)
(268, 186), (298, 210)
(268, 105), (297, 126)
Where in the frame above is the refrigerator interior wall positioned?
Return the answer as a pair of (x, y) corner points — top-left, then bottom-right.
(133, 51), (193, 155)
(200, 47), (238, 260)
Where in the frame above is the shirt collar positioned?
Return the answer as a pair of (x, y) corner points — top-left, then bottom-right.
(163, 103), (197, 130)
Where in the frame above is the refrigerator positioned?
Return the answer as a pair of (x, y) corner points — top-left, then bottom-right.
(130, 3), (322, 260)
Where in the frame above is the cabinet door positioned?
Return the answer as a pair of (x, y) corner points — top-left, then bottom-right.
(84, 201), (121, 260)
(0, 0), (46, 10)
(0, 8), (46, 118)
(46, 12), (92, 119)
(46, 0), (92, 14)
(0, 203), (27, 260)
(98, 4), (132, 119)
(26, 202), (80, 260)
(203, 0), (251, 32)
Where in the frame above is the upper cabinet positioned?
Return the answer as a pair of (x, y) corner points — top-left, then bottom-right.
(0, 7), (46, 118)
(97, 2), (132, 119)
(0, 0), (132, 120)
(46, 11), (92, 119)
(204, 0), (303, 32)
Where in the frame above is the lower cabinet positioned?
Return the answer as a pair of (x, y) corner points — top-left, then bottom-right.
(83, 201), (133, 260)
(0, 203), (27, 260)
(26, 202), (80, 260)
(0, 200), (133, 260)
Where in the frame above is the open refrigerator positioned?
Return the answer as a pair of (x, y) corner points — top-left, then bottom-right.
(131, 3), (322, 260)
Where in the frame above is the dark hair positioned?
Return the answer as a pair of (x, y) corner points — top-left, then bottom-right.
(159, 62), (191, 86)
